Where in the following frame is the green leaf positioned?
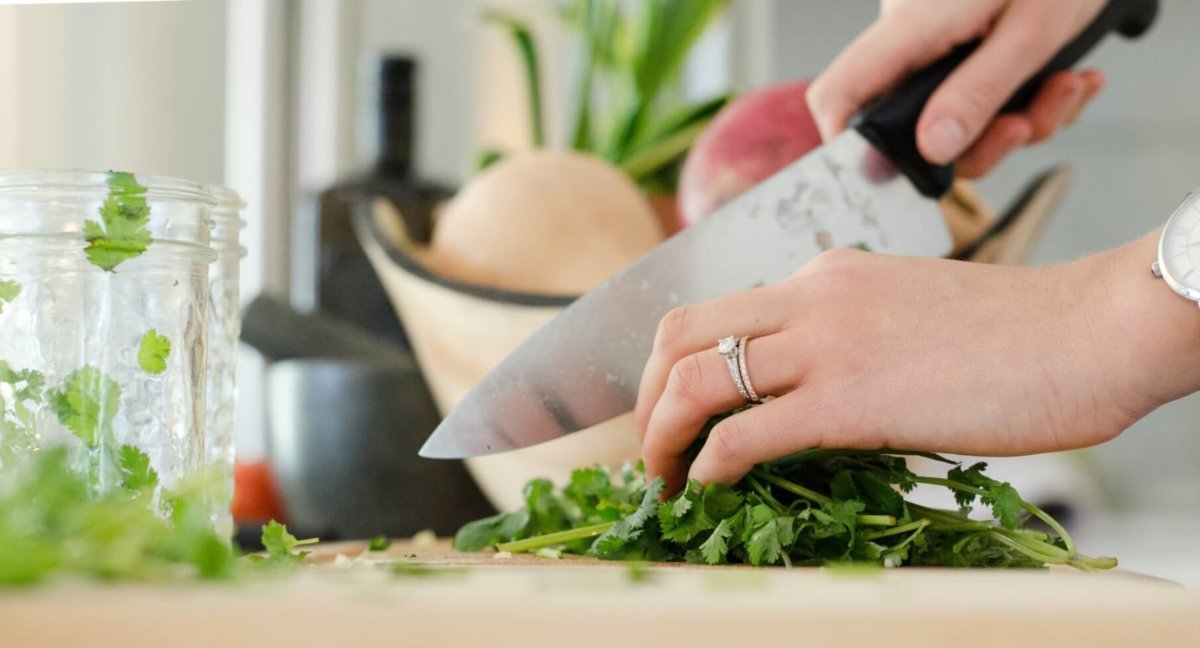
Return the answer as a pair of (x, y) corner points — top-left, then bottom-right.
(484, 12), (544, 147)
(852, 471), (906, 519)
(137, 329), (171, 375)
(591, 477), (664, 559)
(260, 520), (318, 565)
(453, 510), (530, 551)
(48, 366), (121, 447)
(117, 444), (158, 493)
(658, 481), (709, 543)
(983, 483), (1023, 530)
(368, 535), (392, 552)
(475, 149), (506, 172)
(628, 0), (729, 105)
(699, 518), (732, 565)
(0, 279), (20, 314)
(744, 506), (794, 566)
(83, 171), (153, 272)
(524, 478), (572, 537)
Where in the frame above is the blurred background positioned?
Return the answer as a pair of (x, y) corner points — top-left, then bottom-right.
(1, 0), (1197, 582)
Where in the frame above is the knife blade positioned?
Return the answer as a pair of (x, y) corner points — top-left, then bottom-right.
(420, 0), (1158, 459)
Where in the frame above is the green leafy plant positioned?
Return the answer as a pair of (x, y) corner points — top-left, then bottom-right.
(480, 0), (732, 193)
(455, 441), (1116, 571)
(138, 329), (172, 375)
(83, 171), (153, 272)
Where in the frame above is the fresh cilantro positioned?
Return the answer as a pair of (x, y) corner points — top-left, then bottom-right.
(83, 171), (152, 272)
(137, 329), (171, 375)
(455, 419), (1115, 571)
(259, 520), (318, 565)
(368, 535), (392, 552)
(699, 518), (733, 565)
(0, 280), (20, 314)
(118, 444), (158, 493)
(454, 510), (531, 551)
(48, 366), (121, 447)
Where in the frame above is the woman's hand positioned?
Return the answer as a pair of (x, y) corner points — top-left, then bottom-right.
(635, 233), (1200, 493)
(807, 0), (1108, 178)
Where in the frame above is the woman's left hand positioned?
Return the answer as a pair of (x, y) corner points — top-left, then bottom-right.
(634, 236), (1200, 494)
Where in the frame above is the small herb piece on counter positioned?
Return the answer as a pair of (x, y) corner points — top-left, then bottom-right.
(411, 529), (438, 547)
(535, 547), (563, 560)
(852, 242), (873, 252)
(391, 560), (468, 579)
(368, 535), (392, 552)
(254, 520), (319, 566)
(0, 279), (20, 314)
(453, 433), (1116, 571)
(137, 329), (171, 375)
(83, 171), (153, 272)
(626, 561), (654, 583)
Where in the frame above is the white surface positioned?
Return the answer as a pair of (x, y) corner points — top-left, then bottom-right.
(1076, 514), (1200, 587)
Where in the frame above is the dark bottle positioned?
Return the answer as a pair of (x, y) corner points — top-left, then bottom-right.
(298, 55), (453, 347)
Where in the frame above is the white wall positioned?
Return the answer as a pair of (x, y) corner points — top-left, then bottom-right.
(4, 0), (226, 182)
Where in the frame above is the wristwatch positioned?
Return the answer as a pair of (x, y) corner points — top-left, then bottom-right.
(1152, 189), (1200, 307)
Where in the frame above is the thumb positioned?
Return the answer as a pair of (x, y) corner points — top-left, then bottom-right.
(916, 2), (1098, 164)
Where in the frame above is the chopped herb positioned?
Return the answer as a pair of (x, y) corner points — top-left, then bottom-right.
(368, 535), (392, 552)
(83, 171), (152, 271)
(48, 366), (121, 448)
(117, 444), (158, 493)
(137, 329), (171, 375)
(0, 280), (20, 314)
(256, 520), (319, 566)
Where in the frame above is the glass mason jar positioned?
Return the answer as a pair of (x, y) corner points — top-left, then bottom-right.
(204, 185), (245, 539)
(0, 170), (216, 502)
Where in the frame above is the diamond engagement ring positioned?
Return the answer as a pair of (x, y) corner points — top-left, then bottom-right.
(717, 336), (752, 402)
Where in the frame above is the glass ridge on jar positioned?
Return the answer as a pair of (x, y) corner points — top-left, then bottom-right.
(203, 184), (246, 540)
(0, 170), (216, 505)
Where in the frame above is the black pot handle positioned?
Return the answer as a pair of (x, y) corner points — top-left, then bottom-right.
(852, 0), (1159, 198)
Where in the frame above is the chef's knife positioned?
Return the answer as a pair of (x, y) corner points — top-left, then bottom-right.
(421, 0), (1158, 459)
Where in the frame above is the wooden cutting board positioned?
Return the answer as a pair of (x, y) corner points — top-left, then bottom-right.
(3, 539), (1199, 648)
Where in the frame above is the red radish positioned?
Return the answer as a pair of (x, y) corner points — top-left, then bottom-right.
(678, 80), (822, 226)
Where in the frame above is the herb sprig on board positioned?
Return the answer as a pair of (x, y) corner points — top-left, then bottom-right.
(455, 444), (1115, 571)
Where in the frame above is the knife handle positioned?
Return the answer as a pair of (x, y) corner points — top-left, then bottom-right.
(852, 0), (1159, 198)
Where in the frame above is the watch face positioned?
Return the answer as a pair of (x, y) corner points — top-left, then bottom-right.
(1159, 189), (1200, 299)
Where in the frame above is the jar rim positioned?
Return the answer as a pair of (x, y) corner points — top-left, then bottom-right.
(0, 169), (218, 206)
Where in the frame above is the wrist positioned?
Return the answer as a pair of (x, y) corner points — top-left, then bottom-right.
(1086, 230), (1200, 417)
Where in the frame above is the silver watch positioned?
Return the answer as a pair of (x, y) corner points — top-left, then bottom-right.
(1152, 189), (1200, 308)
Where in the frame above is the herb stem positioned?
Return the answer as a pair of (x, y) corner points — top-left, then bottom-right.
(913, 476), (1077, 555)
(857, 514), (898, 527)
(495, 522), (614, 554)
(752, 469), (830, 506)
(864, 518), (930, 540)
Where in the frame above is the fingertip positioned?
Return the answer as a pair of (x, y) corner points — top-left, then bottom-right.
(918, 114), (968, 165)
(956, 117), (1031, 179)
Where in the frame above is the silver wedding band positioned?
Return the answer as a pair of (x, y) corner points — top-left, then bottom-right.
(717, 335), (763, 405)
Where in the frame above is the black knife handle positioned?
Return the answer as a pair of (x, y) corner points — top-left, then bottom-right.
(852, 0), (1159, 198)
